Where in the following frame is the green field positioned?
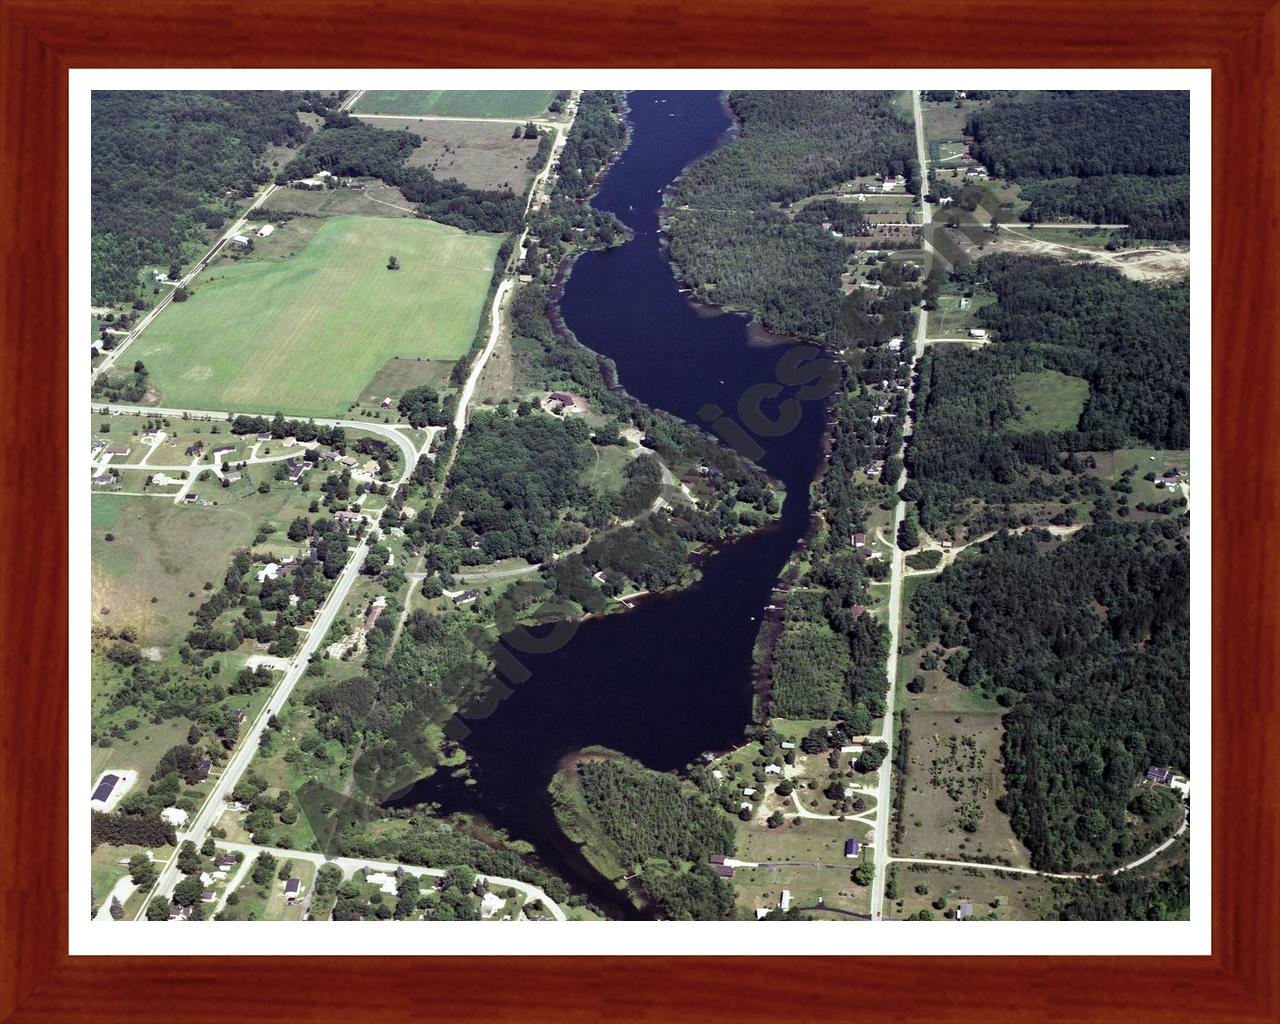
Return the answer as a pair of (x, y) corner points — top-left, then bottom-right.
(1009, 370), (1090, 432)
(133, 217), (500, 417)
(355, 91), (556, 119)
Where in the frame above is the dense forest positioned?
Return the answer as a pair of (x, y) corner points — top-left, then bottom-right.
(283, 111), (523, 233)
(906, 523), (1189, 872)
(965, 91), (1190, 238)
(575, 756), (736, 920)
(967, 92), (1189, 180)
(1019, 175), (1190, 240)
(92, 90), (313, 302)
(666, 92), (916, 340)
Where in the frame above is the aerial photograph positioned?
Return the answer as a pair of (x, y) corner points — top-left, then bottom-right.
(87, 87), (1192, 926)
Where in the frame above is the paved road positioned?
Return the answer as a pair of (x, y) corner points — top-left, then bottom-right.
(217, 840), (568, 920)
(92, 181), (280, 383)
(93, 403), (416, 470)
(869, 90), (934, 923)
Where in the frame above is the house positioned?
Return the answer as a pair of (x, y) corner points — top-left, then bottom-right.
(968, 328), (988, 339)
(452, 589), (481, 606)
(91, 473), (115, 486)
(284, 878), (302, 902)
(257, 432), (273, 442)
(216, 856), (237, 870)
(364, 871), (399, 895)
(779, 889), (792, 912)
(282, 436), (298, 448)
(256, 223), (275, 238)
(887, 337), (904, 351)
(380, 397), (393, 409)
(346, 181), (366, 190)
(288, 462), (308, 483)
(1147, 766), (1175, 786)
(212, 444), (236, 456)
(234, 709), (247, 724)
(91, 774), (118, 804)
(225, 472), (242, 484)
(711, 769), (724, 781)
(104, 445), (131, 457)
(257, 562), (280, 583)
(318, 450), (339, 462)
(852, 532), (867, 549)
(196, 759), (212, 779)
(780, 741), (796, 750)
(160, 806), (188, 827)
(956, 902), (974, 921)
(850, 605), (866, 620)
(364, 595), (387, 633)
(201, 890), (217, 903)
(764, 764), (782, 775)
(844, 839), (862, 858)
(755, 908), (770, 920)
(713, 865), (734, 878)
(708, 854), (726, 865)
(167, 905), (193, 921)
(480, 891), (505, 919)
(742, 788), (756, 797)
(185, 441), (204, 457)
(333, 509), (364, 529)
(881, 175), (900, 192)
(230, 234), (251, 249)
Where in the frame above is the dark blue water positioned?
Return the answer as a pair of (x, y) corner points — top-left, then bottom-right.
(396, 92), (830, 914)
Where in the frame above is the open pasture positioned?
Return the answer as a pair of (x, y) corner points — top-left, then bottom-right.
(355, 90), (556, 119)
(131, 216), (500, 418)
(357, 116), (541, 193)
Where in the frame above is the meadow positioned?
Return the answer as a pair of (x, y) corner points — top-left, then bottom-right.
(356, 116), (541, 193)
(131, 216), (500, 417)
(354, 91), (556, 119)
(1009, 369), (1090, 432)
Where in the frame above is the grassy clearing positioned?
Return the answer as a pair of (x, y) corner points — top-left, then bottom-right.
(357, 116), (541, 193)
(355, 91), (556, 119)
(885, 863), (1060, 921)
(930, 292), (996, 338)
(92, 488), (316, 649)
(732, 865), (870, 919)
(1088, 448), (1191, 506)
(1009, 370), (1090, 432)
(262, 182), (415, 219)
(356, 357), (455, 411)
(133, 216), (500, 417)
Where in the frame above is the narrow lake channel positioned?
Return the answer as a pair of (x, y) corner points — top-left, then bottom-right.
(393, 92), (833, 917)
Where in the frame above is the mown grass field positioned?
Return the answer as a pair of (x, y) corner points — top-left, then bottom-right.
(133, 216), (500, 417)
(1009, 370), (1090, 432)
(355, 90), (556, 119)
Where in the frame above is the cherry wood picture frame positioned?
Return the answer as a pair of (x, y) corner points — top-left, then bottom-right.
(2, 1), (1275, 1020)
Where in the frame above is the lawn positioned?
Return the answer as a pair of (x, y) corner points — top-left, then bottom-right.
(885, 863), (1060, 921)
(355, 90), (556, 119)
(1009, 370), (1090, 432)
(132, 216), (500, 417)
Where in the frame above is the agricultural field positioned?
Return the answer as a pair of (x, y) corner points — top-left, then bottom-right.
(354, 91), (556, 119)
(1009, 370), (1090, 432)
(885, 863), (1060, 921)
(357, 116), (542, 193)
(130, 216), (500, 417)
(354, 356), (456, 416)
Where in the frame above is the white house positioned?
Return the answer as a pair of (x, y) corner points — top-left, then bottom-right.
(256, 223), (275, 238)
(230, 234), (251, 249)
(480, 892), (505, 919)
(779, 889), (792, 912)
(968, 328), (988, 340)
(160, 806), (188, 827)
(257, 563), (280, 583)
(364, 871), (399, 895)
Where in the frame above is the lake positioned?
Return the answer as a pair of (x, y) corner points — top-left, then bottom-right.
(393, 91), (832, 917)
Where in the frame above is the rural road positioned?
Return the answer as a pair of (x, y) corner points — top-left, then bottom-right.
(888, 806), (1188, 882)
(869, 89), (934, 923)
(216, 840), (568, 920)
(93, 402), (417, 471)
